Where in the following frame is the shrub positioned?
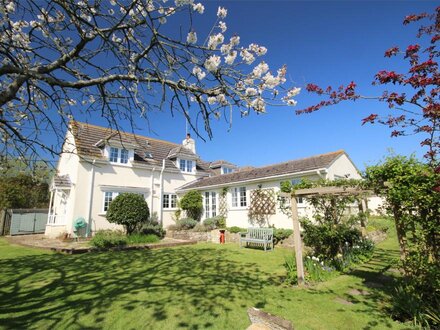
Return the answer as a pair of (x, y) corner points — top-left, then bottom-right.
(180, 190), (203, 221)
(90, 230), (127, 248)
(106, 193), (150, 234)
(176, 217), (198, 230)
(228, 226), (246, 234)
(126, 233), (159, 244)
(301, 219), (362, 261)
(273, 228), (293, 245)
(202, 218), (216, 230)
(192, 223), (211, 232)
(203, 216), (226, 230)
(140, 223), (166, 239)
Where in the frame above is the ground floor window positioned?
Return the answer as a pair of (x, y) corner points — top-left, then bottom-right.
(232, 187), (247, 207)
(163, 194), (177, 209)
(204, 191), (217, 218)
(103, 191), (119, 212)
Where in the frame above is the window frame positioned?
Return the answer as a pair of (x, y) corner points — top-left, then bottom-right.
(163, 193), (178, 209)
(179, 158), (194, 173)
(231, 187), (247, 208)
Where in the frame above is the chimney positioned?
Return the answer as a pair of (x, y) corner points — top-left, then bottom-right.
(182, 133), (196, 153)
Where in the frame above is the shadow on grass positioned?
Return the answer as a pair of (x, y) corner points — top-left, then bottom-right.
(0, 246), (272, 329)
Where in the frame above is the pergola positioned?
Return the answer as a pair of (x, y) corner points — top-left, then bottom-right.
(280, 186), (373, 286)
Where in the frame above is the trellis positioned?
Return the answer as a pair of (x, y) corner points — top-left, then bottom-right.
(248, 188), (276, 224)
(280, 186), (372, 286)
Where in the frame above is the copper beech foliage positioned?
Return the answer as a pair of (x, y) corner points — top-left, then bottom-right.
(298, 7), (440, 165)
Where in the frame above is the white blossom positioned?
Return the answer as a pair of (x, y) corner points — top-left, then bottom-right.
(175, 0), (194, 7)
(249, 43), (267, 56)
(6, 1), (16, 13)
(262, 72), (280, 89)
(207, 96), (217, 104)
(225, 51), (237, 65)
(251, 97), (265, 112)
(192, 66), (206, 80)
(287, 99), (297, 106)
(217, 6), (227, 19)
(216, 93), (227, 105)
(207, 33), (224, 50)
(245, 88), (258, 97)
(220, 43), (232, 55)
(192, 3), (204, 14)
(287, 87), (301, 98)
(204, 55), (221, 72)
(230, 35), (240, 46)
(187, 31), (197, 44)
(240, 49), (255, 64)
(159, 16), (167, 24)
(219, 21), (227, 33)
(252, 61), (269, 78)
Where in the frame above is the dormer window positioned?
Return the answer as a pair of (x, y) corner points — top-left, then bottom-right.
(179, 159), (194, 173)
(109, 147), (129, 164)
(221, 166), (233, 174)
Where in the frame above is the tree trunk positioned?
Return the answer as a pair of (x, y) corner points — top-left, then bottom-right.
(393, 205), (407, 262)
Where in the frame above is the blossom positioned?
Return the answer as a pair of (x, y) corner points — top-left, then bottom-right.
(219, 21), (227, 33)
(217, 6), (227, 19)
(249, 43), (267, 56)
(207, 33), (224, 50)
(251, 97), (265, 112)
(225, 51), (237, 65)
(207, 96), (216, 104)
(230, 35), (240, 46)
(187, 31), (197, 44)
(262, 72), (280, 89)
(192, 66), (206, 80)
(287, 99), (297, 106)
(252, 61), (269, 78)
(216, 93), (227, 105)
(192, 3), (204, 14)
(220, 43), (232, 55)
(204, 55), (221, 72)
(6, 1), (15, 13)
(287, 87), (301, 98)
(245, 88), (258, 97)
(240, 49), (255, 64)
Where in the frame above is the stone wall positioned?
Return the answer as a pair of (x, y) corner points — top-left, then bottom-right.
(167, 229), (242, 244)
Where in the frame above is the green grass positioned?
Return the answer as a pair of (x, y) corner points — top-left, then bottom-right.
(0, 220), (412, 330)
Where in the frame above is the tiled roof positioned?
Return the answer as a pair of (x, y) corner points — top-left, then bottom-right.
(209, 160), (238, 169)
(70, 121), (211, 173)
(179, 150), (346, 190)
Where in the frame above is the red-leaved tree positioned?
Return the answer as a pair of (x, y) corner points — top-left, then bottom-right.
(298, 7), (440, 166)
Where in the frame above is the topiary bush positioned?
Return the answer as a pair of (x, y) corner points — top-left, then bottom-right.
(106, 193), (150, 234)
(179, 190), (203, 221)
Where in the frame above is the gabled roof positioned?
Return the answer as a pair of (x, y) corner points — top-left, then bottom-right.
(178, 150), (347, 191)
(167, 145), (199, 160)
(69, 121), (211, 173)
(209, 160), (238, 169)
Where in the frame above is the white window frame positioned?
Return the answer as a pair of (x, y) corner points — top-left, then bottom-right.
(204, 191), (217, 218)
(108, 146), (131, 164)
(221, 166), (233, 174)
(231, 187), (247, 208)
(103, 191), (119, 212)
(163, 193), (177, 209)
(179, 158), (194, 173)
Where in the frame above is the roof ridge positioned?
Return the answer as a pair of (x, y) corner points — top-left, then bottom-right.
(235, 150), (345, 174)
(72, 121), (181, 147)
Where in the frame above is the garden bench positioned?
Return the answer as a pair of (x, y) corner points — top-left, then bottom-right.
(239, 228), (274, 252)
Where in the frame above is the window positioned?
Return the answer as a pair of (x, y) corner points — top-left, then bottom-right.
(109, 147), (130, 164)
(232, 187), (247, 207)
(179, 159), (194, 173)
(204, 192), (217, 218)
(103, 191), (119, 212)
(163, 194), (177, 209)
(221, 167), (233, 174)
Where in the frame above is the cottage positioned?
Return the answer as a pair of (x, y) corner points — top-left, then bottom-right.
(46, 121), (362, 237)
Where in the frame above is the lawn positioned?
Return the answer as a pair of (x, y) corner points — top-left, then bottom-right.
(0, 222), (411, 330)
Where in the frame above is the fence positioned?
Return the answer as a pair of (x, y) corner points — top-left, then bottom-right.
(0, 209), (48, 236)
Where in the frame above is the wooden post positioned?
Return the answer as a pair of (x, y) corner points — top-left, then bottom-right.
(360, 199), (367, 228)
(290, 195), (305, 286)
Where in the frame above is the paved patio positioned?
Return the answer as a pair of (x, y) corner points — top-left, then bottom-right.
(5, 234), (197, 254)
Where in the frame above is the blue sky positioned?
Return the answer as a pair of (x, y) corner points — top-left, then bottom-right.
(90, 0), (436, 171)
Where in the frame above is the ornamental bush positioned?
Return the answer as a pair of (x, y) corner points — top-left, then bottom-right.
(176, 218), (198, 230)
(179, 190), (203, 221)
(106, 193), (150, 235)
(90, 230), (127, 248)
(273, 228), (293, 245)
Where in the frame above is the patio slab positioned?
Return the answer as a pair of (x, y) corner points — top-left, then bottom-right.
(5, 234), (197, 254)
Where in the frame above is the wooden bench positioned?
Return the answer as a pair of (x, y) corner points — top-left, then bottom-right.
(239, 228), (274, 252)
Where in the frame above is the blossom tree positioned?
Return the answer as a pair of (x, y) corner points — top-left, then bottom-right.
(0, 0), (300, 162)
(297, 7), (439, 166)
